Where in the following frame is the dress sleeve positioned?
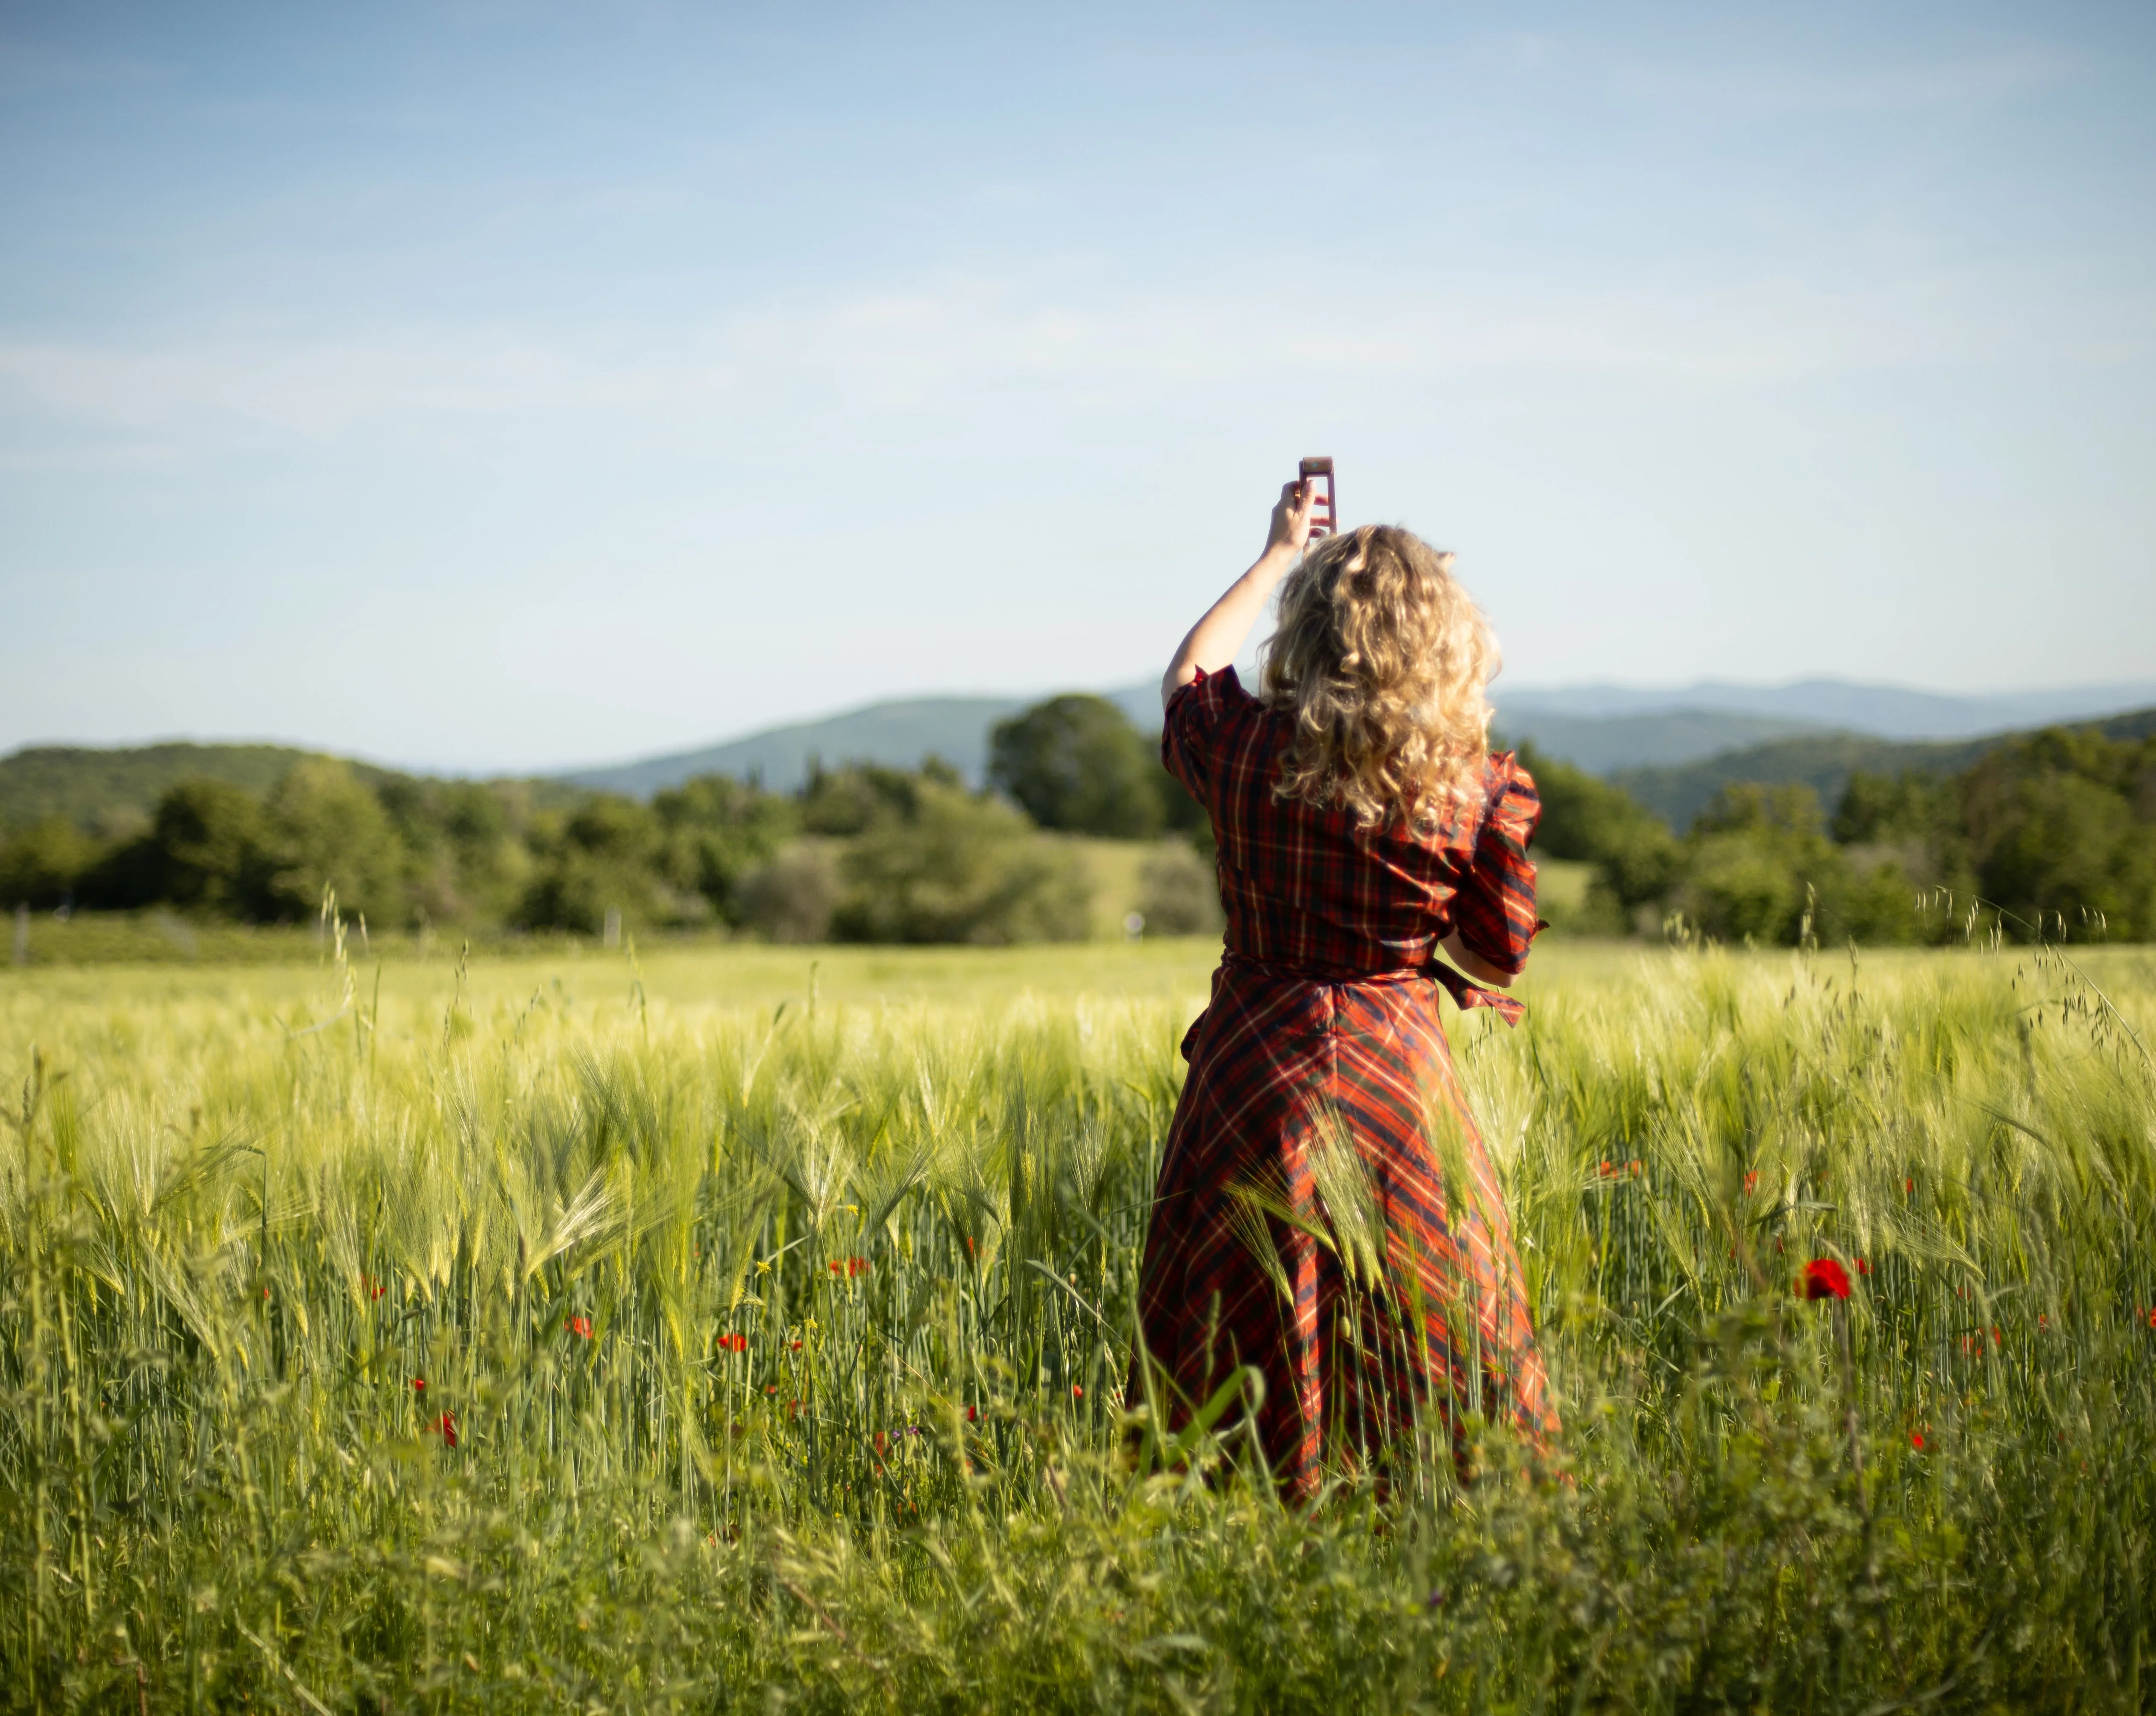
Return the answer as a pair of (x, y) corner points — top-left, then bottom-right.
(1450, 755), (1543, 977)
(1161, 664), (1251, 805)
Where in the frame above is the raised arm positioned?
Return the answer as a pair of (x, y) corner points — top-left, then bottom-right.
(1161, 478), (1325, 711)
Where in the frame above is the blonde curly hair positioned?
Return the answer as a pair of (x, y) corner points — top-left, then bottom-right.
(1261, 524), (1499, 831)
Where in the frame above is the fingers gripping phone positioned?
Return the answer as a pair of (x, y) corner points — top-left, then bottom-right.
(1299, 456), (1336, 538)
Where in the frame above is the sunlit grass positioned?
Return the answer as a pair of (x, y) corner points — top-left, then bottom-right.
(3, 937), (2152, 1710)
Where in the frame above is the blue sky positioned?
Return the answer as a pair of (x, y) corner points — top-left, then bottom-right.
(3, 1), (2152, 772)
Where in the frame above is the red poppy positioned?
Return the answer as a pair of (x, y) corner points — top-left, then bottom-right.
(1910, 1431), (1926, 1451)
(2147, 1308), (2156, 1330)
(1801, 1258), (1851, 1301)
(261, 1287), (271, 1301)
(765, 1384), (777, 1395)
(1071, 1384), (1084, 1400)
(434, 1411), (458, 1449)
(1855, 1258), (1871, 1276)
(1904, 1177), (1914, 1195)
(789, 1339), (803, 1351)
(2038, 1313), (2048, 1329)
(1628, 1160), (1642, 1178)
(565, 1316), (593, 1340)
(717, 1332), (746, 1354)
(964, 1235), (976, 1255)
(363, 1274), (387, 1301)
(849, 1257), (870, 1278)
(1599, 1161), (1613, 1178)
(1743, 1171), (1760, 1196)
(965, 1405), (979, 1423)
(874, 1431), (889, 1454)
(411, 1377), (427, 1393)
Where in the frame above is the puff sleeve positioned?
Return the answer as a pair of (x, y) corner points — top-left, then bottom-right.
(1160, 664), (1252, 807)
(1449, 754), (1544, 977)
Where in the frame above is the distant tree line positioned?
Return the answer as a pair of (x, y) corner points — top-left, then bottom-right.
(9, 695), (2144, 949)
(1528, 723), (2156, 944)
(0, 696), (1221, 946)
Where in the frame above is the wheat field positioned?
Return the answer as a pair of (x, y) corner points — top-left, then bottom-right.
(3, 932), (2153, 1712)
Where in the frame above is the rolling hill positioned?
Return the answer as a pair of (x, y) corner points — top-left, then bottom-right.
(1497, 676), (2156, 740)
(0, 743), (396, 835)
(0, 743), (581, 836)
(1612, 706), (2156, 830)
(558, 687), (1845, 798)
(558, 697), (1034, 797)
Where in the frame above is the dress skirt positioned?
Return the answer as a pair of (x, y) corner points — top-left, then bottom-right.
(1131, 952), (1560, 1496)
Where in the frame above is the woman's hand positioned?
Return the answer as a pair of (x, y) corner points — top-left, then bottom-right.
(1164, 469), (1327, 708)
(1264, 478), (1325, 558)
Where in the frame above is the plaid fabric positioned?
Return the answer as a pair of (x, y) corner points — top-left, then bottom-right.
(1132, 666), (1558, 1493)
(1162, 665), (1542, 981)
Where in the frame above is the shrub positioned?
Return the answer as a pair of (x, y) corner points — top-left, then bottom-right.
(738, 844), (840, 942)
(1135, 839), (1222, 936)
(832, 781), (1091, 944)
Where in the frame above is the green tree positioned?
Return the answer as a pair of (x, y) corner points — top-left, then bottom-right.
(1957, 729), (2156, 939)
(653, 774), (792, 924)
(0, 818), (104, 910)
(120, 779), (273, 916)
(799, 759), (953, 836)
(521, 795), (670, 933)
(262, 759), (407, 924)
(989, 696), (1165, 838)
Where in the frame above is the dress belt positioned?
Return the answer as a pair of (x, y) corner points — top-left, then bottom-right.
(1219, 948), (1525, 1027)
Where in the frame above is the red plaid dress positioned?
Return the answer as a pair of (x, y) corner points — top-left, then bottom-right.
(1132, 666), (1559, 1494)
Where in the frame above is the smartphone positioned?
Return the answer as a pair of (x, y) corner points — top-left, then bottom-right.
(1298, 456), (1336, 538)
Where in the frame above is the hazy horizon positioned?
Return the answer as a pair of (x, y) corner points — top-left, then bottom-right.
(6, 2), (2153, 773)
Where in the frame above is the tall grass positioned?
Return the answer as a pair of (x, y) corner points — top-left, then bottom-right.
(3, 937), (2152, 1711)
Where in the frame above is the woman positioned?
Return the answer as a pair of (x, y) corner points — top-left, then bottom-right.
(1130, 473), (1559, 1496)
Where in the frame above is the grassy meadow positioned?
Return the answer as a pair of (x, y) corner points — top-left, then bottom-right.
(4, 931), (2155, 1711)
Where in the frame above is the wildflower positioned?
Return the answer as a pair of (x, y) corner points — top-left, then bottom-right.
(1992, 1325), (2002, 1349)
(363, 1273), (387, 1301)
(565, 1316), (593, 1340)
(765, 1385), (777, 1395)
(434, 1411), (459, 1449)
(719, 1333), (747, 1354)
(412, 1378), (427, 1393)
(1910, 1431), (1926, 1451)
(261, 1287), (271, 1301)
(1071, 1384), (1084, 1400)
(1628, 1159), (1642, 1178)
(2147, 1307), (2156, 1330)
(874, 1431), (889, 1454)
(1599, 1161), (1613, 1178)
(789, 1339), (803, 1352)
(1743, 1171), (1759, 1196)
(1801, 1258), (1851, 1301)
(848, 1256), (870, 1278)
(2038, 1313), (2048, 1329)
(1856, 1258), (1871, 1276)
(1904, 1177), (1914, 1195)
(965, 1405), (979, 1423)
(964, 1235), (976, 1255)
